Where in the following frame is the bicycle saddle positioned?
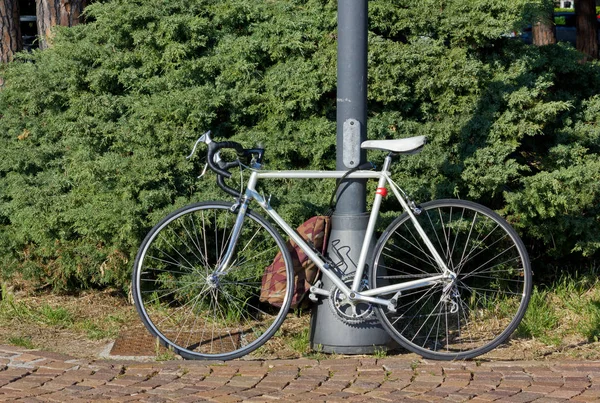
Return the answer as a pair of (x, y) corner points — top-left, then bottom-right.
(361, 135), (427, 154)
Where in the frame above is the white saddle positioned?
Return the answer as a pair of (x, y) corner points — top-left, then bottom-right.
(361, 135), (427, 154)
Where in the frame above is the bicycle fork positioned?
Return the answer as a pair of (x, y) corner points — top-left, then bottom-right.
(211, 198), (250, 280)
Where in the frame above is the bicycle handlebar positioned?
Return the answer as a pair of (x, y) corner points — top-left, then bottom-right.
(197, 134), (265, 198)
(207, 141), (246, 179)
(215, 160), (244, 197)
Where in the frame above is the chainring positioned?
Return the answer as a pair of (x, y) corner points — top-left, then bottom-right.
(328, 274), (377, 325)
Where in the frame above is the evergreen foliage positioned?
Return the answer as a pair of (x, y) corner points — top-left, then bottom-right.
(0, 0), (598, 290)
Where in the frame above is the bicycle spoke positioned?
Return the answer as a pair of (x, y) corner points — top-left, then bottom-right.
(459, 257), (524, 279)
(448, 207), (466, 270)
(142, 281), (206, 306)
(154, 289), (206, 331)
(145, 252), (196, 272)
(156, 231), (198, 274)
(426, 208), (450, 268)
(219, 211), (231, 265)
(456, 224), (504, 275)
(380, 251), (435, 276)
(212, 290), (240, 353)
(392, 285), (440, 328)
(383, 242), (439, 273)
(403, 221), (439, 269)
(408, 296), (445, 345)
(457, 211), (479, 274)
(173, 218), (208, 268)
(171, 291), (204, 347)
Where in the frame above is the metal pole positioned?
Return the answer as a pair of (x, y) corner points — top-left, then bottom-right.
(336, 0), (367, 210)
(310, 0), (392, 354)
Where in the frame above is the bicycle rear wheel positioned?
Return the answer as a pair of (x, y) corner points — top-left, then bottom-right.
(132, 201), (293, 360)
(370, 199), (531, 360)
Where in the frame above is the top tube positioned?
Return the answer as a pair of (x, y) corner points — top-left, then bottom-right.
(255, 170), (384, 180)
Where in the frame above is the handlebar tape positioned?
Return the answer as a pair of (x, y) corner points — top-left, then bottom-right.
(206, 141), (245, 179)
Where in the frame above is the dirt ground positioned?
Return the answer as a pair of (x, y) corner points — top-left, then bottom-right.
(1, 289), (600, 362)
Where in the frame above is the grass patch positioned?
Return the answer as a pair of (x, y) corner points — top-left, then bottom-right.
(38, 304), (74, 327)
(0, 287), (132, 341)
(8, 336), (35, 349)
(154, 338), (178, 361)
(289, 327), (310, 355)
(0, 286), (138, 356)
(515, 267), (600, 347)
(516, 286), (560, 344)
(76, 320), (112, 340)
(72, 314), (127, 341)
(373, 346), (387, 358)
(3, 266), (600, 361)
(306, 343), (329, 360)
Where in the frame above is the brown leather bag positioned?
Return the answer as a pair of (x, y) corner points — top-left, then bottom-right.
(260, 215), (331, 309)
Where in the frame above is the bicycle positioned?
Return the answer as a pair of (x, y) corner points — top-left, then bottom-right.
(132, 131), (532, 361)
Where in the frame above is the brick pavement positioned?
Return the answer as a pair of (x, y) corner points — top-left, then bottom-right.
(0, 345), (600, 402)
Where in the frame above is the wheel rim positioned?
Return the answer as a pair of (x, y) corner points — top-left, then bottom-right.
(133, 203), (291, 359)
(373, 201), (530, 359)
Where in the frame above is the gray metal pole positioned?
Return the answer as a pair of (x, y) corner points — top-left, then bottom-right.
(336, 0), (367, 209)
(310, 0), (392, 354)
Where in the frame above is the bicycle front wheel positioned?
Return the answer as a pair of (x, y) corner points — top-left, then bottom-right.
(132, 201), (293, 360)
(370, 199), (531, 360)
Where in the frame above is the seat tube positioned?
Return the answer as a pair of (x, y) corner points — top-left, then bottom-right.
(351, 155), (393, 291)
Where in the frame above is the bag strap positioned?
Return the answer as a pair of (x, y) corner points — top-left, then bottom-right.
(327, 161), (375, 216)
(321, 215), (332, 254)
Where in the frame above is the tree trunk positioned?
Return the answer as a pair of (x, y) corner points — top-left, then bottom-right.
(35, 0), (87, 49)
(575, 0), (598, 60)
(0, 0), (22, 63)
(533, 14), (557, 46)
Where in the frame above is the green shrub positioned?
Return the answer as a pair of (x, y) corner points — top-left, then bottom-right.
(0, 0), (338, 290)
(0, 0), (599, 291)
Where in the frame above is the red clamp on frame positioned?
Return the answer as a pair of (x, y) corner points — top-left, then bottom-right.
(376, 187), (388, 197)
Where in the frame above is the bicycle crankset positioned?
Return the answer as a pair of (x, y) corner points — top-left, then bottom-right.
(328, 274), (377, 325)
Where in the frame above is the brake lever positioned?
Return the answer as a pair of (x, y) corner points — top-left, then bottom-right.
(187, 131), (219, 178)
(198, 163), (209, 179)
(186, 130), (213, 160)
(197, 151), (222, 179)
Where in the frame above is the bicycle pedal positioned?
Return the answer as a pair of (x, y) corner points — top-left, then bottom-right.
(308, 281), (320, 302)
(387, 291), (401, 313)
(309, 280), (329, 301)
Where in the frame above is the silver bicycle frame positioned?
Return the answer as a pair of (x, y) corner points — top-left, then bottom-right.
(219, 156), (455, 309)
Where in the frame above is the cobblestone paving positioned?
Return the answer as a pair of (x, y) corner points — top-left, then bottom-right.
(1, 345), (600, 402)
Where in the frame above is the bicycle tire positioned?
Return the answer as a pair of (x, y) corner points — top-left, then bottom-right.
(132, 201), (294, 360)
(370, 199), (531, 360)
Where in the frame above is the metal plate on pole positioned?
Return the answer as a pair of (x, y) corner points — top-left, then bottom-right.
(343, 119), (361, 168)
